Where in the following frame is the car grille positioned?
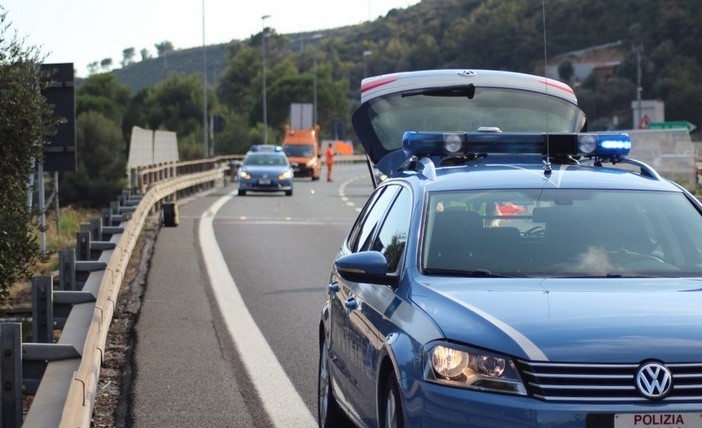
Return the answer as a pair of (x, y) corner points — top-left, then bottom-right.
(517, 360), (702, 402)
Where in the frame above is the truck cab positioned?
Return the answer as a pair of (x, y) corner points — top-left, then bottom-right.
(282, 124), (321, 180)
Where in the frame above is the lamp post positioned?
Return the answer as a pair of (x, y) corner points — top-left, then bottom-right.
(262, 14), (271, 144)
(311, 34), (323, 126)
(202, 0), (208, 156)
(636, 43), (643, 128)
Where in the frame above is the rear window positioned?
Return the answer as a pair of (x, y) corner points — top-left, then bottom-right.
(366, 87), (587, 153)
(422, 189), (702, 277)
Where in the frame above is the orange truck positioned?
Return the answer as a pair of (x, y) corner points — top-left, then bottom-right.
(282, 124), (321, 180)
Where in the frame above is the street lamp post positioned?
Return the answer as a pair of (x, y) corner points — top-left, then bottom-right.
(311, 34), (323, 126)
(202, 0), (208, 157)
(262, 14), (271, 144)
(636, 43), (643, 128)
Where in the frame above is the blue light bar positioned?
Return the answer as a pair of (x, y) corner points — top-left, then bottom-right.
(402, 131), (631, 159)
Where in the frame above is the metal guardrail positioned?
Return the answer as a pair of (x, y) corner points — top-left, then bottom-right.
(129, 156), (242, 194)
(0, 160), (226, 427)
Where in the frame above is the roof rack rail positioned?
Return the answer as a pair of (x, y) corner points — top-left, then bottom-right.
(617, 158), (663, 180)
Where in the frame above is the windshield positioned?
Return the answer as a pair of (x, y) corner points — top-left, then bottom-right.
(243, 153), (288, 166)
(422, 189), (702, 277)
(366, 87), (587, 153)
(283, 144), (315, 158)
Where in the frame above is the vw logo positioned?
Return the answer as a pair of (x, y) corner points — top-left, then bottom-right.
(457, 70), (477, 78)
(635, 362), (672, 399)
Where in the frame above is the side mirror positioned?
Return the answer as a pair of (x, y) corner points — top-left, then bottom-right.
(335, 251), (396, 286)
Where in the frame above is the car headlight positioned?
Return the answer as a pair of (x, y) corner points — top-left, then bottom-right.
(424, 343), (526, 395)
(239, 170), (251, 180)
(279, 170), (293, 179)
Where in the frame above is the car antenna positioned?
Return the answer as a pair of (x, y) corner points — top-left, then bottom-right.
(541, 0), (552, 176)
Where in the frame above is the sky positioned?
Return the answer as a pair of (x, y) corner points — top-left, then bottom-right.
(1, 0), (419, 77)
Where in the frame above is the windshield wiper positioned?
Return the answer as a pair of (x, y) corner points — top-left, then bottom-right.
(551, 273), (657, 278)
(402, 84), (475, 99)
(423, 268), (512, 277)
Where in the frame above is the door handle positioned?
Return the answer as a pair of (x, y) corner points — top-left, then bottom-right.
(344, 297), (358, 310)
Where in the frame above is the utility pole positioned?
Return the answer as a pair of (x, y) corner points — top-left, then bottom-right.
(202, 0), (208, 156)
(262, 15), (271, 144)
(636, 43), (643, 128)
(311, 34), (323, 126)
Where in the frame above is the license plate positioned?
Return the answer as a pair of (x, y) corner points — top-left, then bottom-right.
(258, 179), (271, 185)
(614, 413), (702, 428)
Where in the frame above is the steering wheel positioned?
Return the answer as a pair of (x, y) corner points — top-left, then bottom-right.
(615, 251), (678, 271)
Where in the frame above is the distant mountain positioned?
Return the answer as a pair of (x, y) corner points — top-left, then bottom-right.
(111, 43), (230, 95)
(110, 23), (360, 95)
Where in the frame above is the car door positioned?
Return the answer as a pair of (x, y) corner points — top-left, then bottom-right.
(328, 188), (389, 417)
(329, 185), (401, 423)
(336, 185), (413, 425)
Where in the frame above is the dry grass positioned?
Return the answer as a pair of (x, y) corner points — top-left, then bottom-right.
(7, 206), (101, 307)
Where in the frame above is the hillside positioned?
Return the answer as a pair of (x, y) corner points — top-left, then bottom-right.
(106, 0), (702, 137)
(112, 43), (230, 95)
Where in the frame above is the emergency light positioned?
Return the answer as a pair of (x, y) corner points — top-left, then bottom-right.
(401, 131), (632, 161)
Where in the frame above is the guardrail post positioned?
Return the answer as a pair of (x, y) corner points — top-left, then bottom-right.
(123, 189), (142, 206)
(0, 323), (23, 427)
(102, 207), (112, 226)
(59, 248), (76, 291)
(77, 229), (91, 261)
(31, 276), (54, 343)
(111, 200), (120, 218)
(90, 217), (103, 242)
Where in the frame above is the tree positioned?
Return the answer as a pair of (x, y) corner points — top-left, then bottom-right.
(558, 60), (575, 82)
(77, 72), (132, 142)
(121, 47), (135, 67)
(100, 57), (113, 71)
(88, 61), (99, 75)
(140, 48), (152, 61)
(78, 73), (131, 120)
(0, 8), (58, 302)
(60, 111), (127, 207)
(58, 73), (132, 207)
(155, 41), (174, 57)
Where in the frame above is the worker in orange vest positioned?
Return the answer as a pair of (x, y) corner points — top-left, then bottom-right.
(325, 143), (335, 182)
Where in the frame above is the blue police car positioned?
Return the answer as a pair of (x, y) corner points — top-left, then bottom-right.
(318, 70), (702, 428)
(237, 147), (294, 196)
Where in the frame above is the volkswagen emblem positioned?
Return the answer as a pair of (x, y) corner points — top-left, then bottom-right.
(635, 362), (672, 399)
(457, 70), (477, 78)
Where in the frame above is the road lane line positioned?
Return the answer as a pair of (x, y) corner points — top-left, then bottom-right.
(198, 191), (317, 428)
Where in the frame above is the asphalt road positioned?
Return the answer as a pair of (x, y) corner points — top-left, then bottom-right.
(129, 163), (374, 427)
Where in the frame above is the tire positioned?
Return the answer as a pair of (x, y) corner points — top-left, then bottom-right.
(380, 371), (404, 428)
(318, 338), (347, 428)
(238, 189), (246, 196)
(285, 189), (293, 196)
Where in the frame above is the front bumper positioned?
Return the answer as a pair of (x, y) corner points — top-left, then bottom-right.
(289, 162), (319, 177)
(238, 178), (293, 192)
(403, 380), (702, 428)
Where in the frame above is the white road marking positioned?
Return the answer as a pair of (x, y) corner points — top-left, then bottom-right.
(339, 174), (368, 211)
(198, 190), (317, 428)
